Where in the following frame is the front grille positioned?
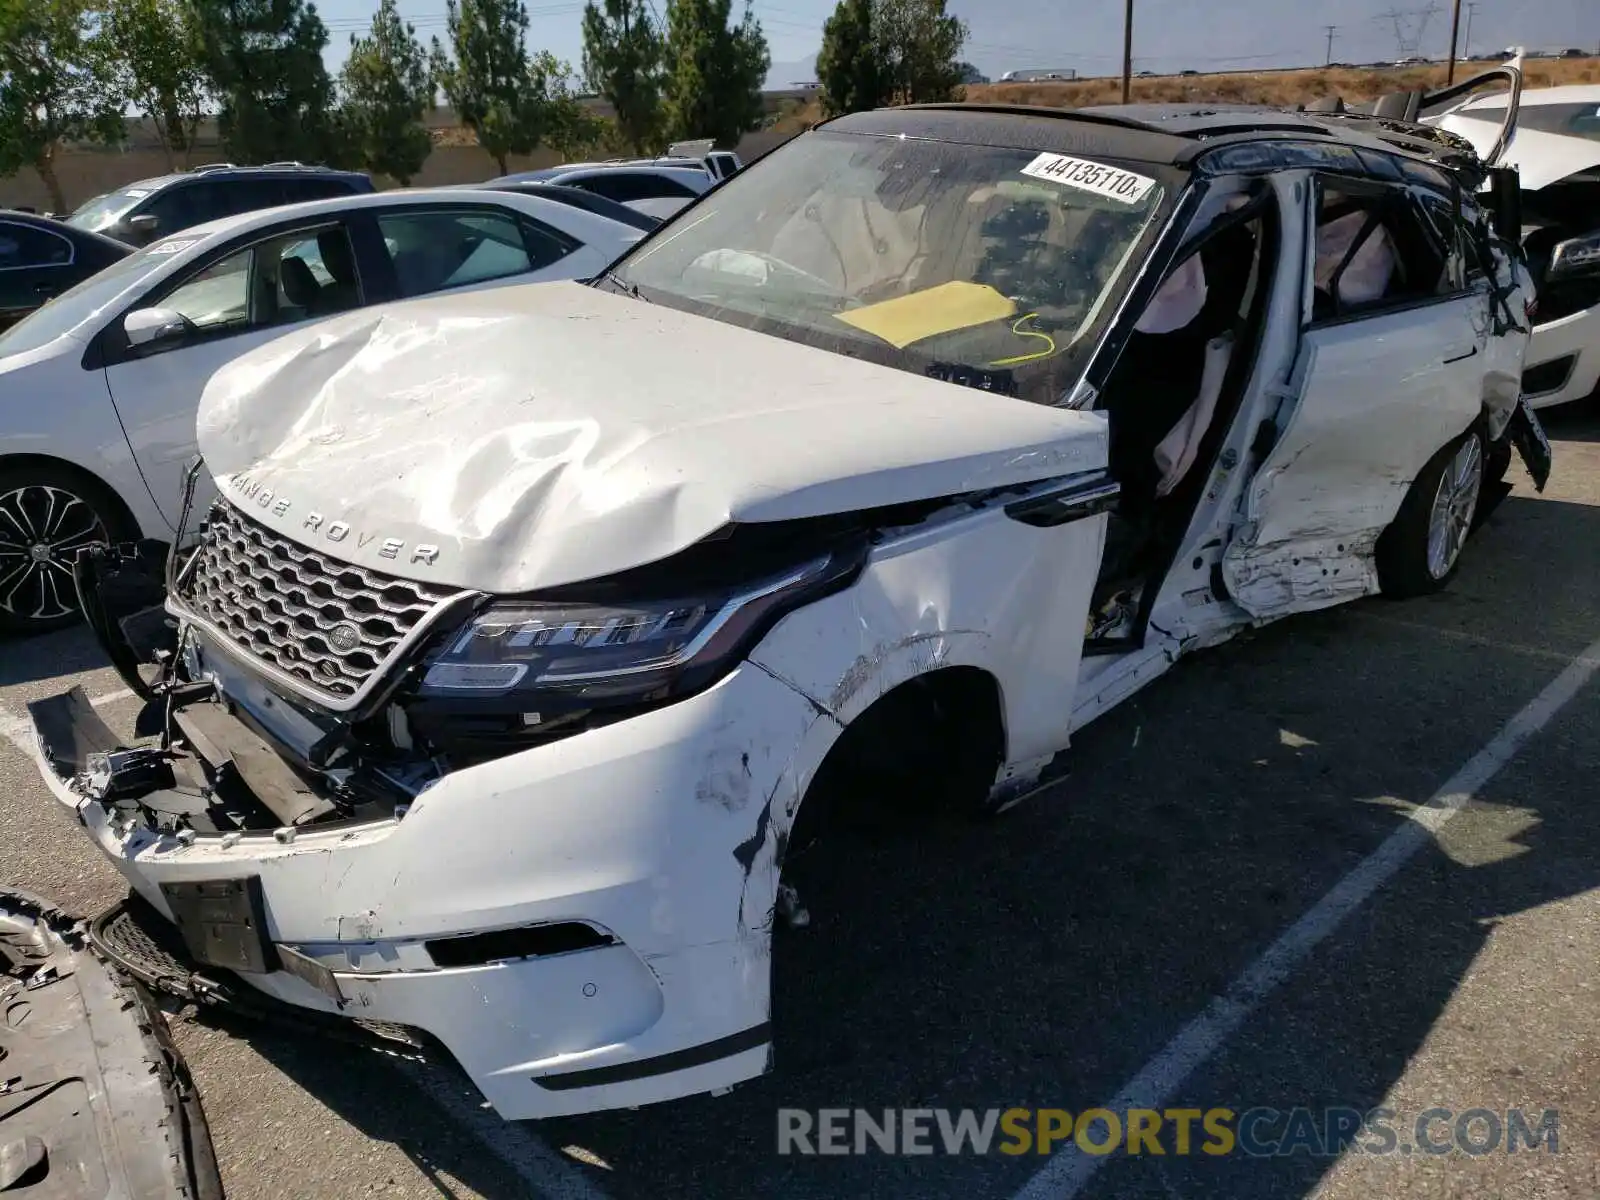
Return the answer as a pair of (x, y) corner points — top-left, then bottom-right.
(181, 500), (457, 699)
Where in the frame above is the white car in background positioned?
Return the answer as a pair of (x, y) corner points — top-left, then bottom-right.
(0, 188), (643, 634)
(1432, 84), (1600, 408)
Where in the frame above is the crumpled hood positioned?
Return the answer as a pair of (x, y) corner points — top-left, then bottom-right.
(1433, 114), (1600, 190)
(196, 282), (1108, 594)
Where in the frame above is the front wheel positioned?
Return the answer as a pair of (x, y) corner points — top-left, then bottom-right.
(0, 466), (133, 636)
(1375, 428), (1485, 599)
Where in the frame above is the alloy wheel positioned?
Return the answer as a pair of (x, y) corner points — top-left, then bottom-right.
(0, 485), (107, 623)
(1425, 436), (1483, 581)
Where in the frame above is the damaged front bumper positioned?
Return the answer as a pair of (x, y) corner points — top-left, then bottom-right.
(0, 888), (223, 1199)
(26, 651), (824, 1120)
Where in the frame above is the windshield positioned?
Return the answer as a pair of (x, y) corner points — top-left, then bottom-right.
(66, 186), (153, 232)
(1463, 102), (1600, 144)
(0, 249), (164, 358)
(609, 130), (1174, 404)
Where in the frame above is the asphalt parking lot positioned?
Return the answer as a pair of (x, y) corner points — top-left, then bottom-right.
(3, 408), (1599, 1200)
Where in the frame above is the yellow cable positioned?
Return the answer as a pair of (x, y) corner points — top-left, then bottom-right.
(988, 313), (1057, 367)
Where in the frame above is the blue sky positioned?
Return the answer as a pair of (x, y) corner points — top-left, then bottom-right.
(315, 0), (1594, 87)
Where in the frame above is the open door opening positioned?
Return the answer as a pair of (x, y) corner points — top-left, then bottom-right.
(1084, 183), (1280, 650)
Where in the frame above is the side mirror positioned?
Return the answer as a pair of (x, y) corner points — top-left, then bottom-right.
(1546, 231), (1600, 281)
(122, 213), (160, 245)
(123, 306), (191, 349)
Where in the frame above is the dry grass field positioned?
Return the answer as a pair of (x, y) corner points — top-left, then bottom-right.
(773, 56), (1600, 133)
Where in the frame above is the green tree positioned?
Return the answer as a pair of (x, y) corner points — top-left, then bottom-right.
(98, 0), (209, 171)
(816, 0), (883, 117)
(187, 0), (342, 164)
(581, 0), (663, 154)
(433, 0), (590, 175)
(875, 0), (966, 106)
(0, 0), (123, 212)
(525, 49), (600, 160)
(339, 0), (432, 183)
(661, 0), (768, 147)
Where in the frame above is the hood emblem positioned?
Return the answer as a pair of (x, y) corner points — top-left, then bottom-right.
(326, 623), (361, 655)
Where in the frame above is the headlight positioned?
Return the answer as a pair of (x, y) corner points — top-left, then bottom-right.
(417, 547), (862, 707)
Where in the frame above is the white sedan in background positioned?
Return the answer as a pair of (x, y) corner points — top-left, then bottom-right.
(0, 188), (642, 634)
(1431, 83), (1600, 408)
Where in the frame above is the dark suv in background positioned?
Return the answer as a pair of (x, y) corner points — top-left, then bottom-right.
(64, 162), (374, 247)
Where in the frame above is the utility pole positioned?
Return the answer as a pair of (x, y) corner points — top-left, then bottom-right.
(1121, 0), (1134, 104)
(1446, 0), (1462, 83)
(1324, 24), (1338, 65)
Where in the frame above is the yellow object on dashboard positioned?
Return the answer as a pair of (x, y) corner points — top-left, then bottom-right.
(835, 280), (1018, 349)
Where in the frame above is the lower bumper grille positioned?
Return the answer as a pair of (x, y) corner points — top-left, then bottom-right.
(180, 501), (457, 700)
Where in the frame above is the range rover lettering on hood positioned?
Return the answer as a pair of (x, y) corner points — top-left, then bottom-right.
(226, 474), (441, 565)
(196, 282), (1110, 594)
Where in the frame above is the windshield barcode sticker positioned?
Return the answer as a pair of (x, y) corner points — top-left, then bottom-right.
(1021, 153), (1156, 204)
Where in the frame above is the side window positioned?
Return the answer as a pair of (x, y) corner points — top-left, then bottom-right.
(377, 209), (540, 297)
(580, 172), (696, 202)
(1311, 182), (1453, 322)
(215, 178), (284, 218)
(268, 225), (363, 322)
(159, 246), (253, 333)
(279, 178), (352, 204)
(520, 218), (580, 271)
(0, 222), (73, 269)
(149, 224), (363, 344)
(142, 185), (222, 236)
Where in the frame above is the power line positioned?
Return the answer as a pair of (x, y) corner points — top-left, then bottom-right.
(1375, 4), (1445, 58)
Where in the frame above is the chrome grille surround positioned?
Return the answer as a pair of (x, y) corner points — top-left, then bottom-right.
(179, 500), (459, 700)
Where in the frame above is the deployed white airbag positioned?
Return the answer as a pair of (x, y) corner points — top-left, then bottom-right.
(1136, 254), (1208, 334)
(1315, 212), (1397, 307)
(1154, 334), (1234, 496)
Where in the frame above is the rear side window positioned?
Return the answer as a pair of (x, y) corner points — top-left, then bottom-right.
(1311, 183), (1455, 321)
(279, 178), (359, 204)
(0, 222), (73, 268)
(575, 172), (697, 202)
(377, 208), (573, 297)
(212, 178), (285, 218)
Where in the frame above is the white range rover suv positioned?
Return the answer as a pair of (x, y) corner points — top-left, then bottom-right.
(28, 93), (1548, 1121)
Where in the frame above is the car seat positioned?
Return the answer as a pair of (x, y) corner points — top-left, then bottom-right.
(279, 256), (321, 317)
(313, 230), (360, 314)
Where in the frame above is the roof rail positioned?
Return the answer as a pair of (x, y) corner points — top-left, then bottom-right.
(191, 162), (238, 172)
(262, 160), (313, 169)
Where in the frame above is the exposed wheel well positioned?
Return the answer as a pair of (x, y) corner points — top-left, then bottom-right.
(0, 454), (143, 541)
(788, 666), (1007, 859)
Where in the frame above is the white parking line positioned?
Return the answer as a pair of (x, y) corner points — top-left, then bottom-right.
(1011, 633), (1600, 1200)
(399, 1063), (614, 1200)
(0, 697), (610, 1200)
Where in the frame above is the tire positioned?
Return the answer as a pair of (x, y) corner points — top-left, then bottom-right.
(0, 464), (136, 637)
(1375, 427), (1486, 600)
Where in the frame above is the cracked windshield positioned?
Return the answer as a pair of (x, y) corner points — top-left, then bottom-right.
(614, 131), (1169, 404)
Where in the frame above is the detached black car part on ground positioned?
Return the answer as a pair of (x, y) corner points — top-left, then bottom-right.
(0, 888), (223, 1199)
